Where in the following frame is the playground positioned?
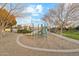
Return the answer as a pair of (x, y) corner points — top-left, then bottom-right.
(1, 3), (79, 56)
(0, 20), (79, 55)
(0, 32), (79, 56)
(16, 22), (79, 52)
(17, 32), (79, 52)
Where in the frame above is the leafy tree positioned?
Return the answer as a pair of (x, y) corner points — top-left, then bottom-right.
(0, 3), (27, 32)
(0, 7), (16, 31)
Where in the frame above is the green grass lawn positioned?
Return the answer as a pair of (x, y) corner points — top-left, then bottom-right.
(63, 31), (79, 40)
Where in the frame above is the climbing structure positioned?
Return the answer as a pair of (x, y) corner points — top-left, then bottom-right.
(31, 20), (48, 39)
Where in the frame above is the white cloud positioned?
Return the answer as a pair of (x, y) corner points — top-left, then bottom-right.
(32, 13), (39, 16)
(22, 7), (34, 13)
(22, 4), (43, 16)
(35, 5), (43, 13)
(25, 16), (32, 19)
(16, 16), (32, 25)
(26, 7), (34, 13)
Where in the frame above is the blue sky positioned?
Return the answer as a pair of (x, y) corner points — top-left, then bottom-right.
(16, 3), (58, 26)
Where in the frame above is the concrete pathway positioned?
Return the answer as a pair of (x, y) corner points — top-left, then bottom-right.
(49, 32), (79, 44)
(16, 32), (79, 53)
(0, 32), (79, 56)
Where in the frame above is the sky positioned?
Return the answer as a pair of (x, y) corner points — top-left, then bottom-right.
(16, 3), (58, 26)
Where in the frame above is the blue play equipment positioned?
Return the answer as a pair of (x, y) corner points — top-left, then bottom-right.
(31, 20), (48, 39)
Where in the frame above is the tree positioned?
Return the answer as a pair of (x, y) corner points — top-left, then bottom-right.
(42, 3), (79, 34)
(0, 3), (28, 39)
(0, 3), (27, 32)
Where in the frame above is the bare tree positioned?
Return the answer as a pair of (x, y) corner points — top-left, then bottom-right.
(42, 3), (79, 34)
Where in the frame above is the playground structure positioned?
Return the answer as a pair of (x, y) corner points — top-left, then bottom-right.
(30, 20), (48, 40)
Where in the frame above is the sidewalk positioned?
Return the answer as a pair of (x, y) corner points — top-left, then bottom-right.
(49, 32), (79, 44)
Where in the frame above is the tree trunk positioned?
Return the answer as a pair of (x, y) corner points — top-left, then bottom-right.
(60, 24), (63, 35)
(0, 27), (5, 39)
(0, 27), (3, 39)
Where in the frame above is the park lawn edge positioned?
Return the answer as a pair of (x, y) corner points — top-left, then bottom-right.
(63, 31), (79, 40)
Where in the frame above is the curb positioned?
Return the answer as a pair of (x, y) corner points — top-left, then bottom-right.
(49, 32), (79, 44)
(16, 35), (79, 52)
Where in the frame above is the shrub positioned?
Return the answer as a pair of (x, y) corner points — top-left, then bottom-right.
(75, 26), (79, 31)
(17, 29), (32, 34)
